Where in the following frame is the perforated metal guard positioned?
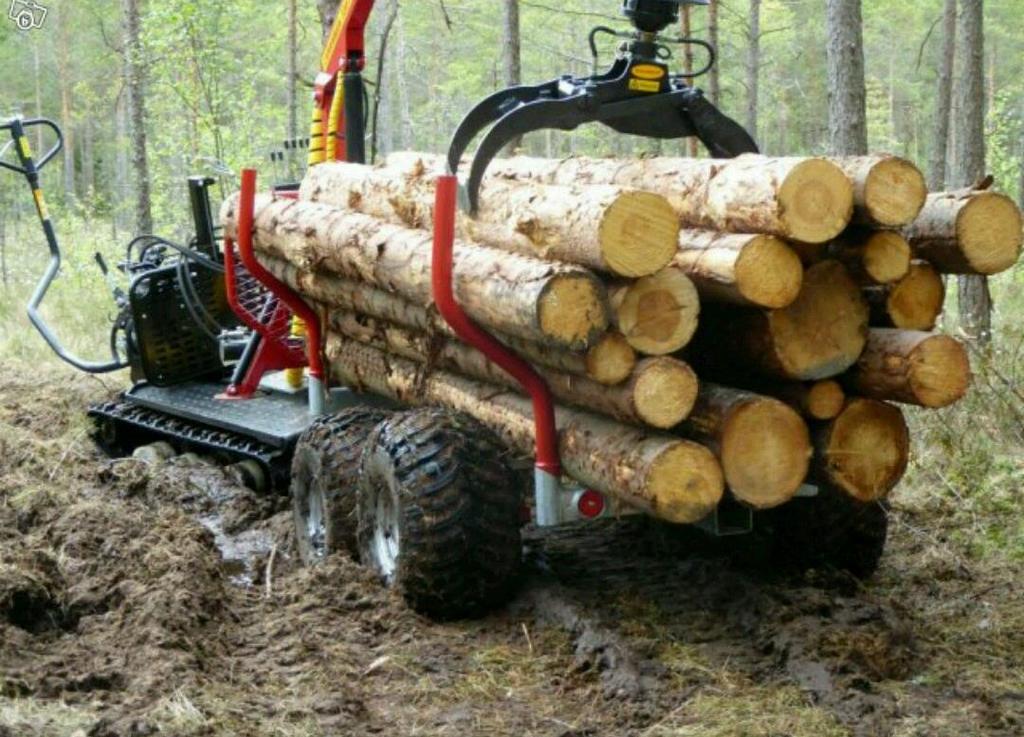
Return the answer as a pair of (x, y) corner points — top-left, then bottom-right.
(129, 263), (235, 386)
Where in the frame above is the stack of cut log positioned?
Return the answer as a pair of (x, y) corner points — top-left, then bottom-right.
(220, 151), (1022, 526)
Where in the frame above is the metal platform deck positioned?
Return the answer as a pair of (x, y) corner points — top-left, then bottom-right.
(126, 382), (314, 447)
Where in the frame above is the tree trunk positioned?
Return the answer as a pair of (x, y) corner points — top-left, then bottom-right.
(122, 0), (153, 234)
(681, 5), (699, 157)
(865, 260), (945, 331)
(844, 328), (971, 408)
(681, 384), (812, 509)
(952, 0), (990, 345)
(32, 39), (43, 153)
(316, 0), (337, 42)
(502, 0), (523, 153)
(325, 335), (725, 524)
(904, 189), (1022, 274)
(369, 0), (400, 164)
(813, 398), (909, 502)
(477, 153), (855, 244)
(609, 268), (701, 356)
(824, 229), (911, 285)
(262, 255), (636, 385)
(691, 261), (869, 381)
(708, 0), (720, 106)
(929, 0), (957, 190)
(745, 0), (761, 142)
(221, 195), (609, 349)
(327, 312), (697, 429)
(286, 0), (299, 176)
(833, 155), (927, 226)
(301, 160), (679, 277)
(57, 3), (75, 202)
(826, 0), (868, 155)
(674, 230), (803, 308)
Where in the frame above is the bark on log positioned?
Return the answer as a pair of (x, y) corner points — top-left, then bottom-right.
(221, 194), (609, 349)
(814, 398), (909, 502)
(327, 313), (697, 429)
(324, 335), (724, 523)
(827, 229), (912, 284)
(904, 189), (1023, 274)
(681, 384), (812, 509)
(300, 159), (679, 278)
(865, 260), (945, 330)
(692, 260), (869, 381)
(262, 255), (634, 385)
(833, 155), (927, 227)
(673, 230), (803, 308)
(844, 328), (971, 408)
(397, 152), (855, 244)
(610, 267), (700, 355)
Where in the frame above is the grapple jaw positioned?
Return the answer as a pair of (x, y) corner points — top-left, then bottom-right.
(447, 14), (758, 215)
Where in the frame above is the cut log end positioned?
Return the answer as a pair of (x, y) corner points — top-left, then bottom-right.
(880, 260), (945, 330)
(848, 329), (971, 408)
(957, 192), (1024, 274)
(599, 191), (679, 277)
(907, 334), (971, 408)
(805, 380), (846, 420)
(820, 399), (909, 503)
(537, 274), (609, 348)
(770, 260), (869, 380)
(648, 441), (724, 524)
(861, 231), (912, 284)
(863, 157), (928, 227)
(613, 268), (700, 355)
(585, 332), (637, 385)
(779, 159), (855, 244)
(632, 358), (699, 429)
(722, 397), (812, 509)
(734, 235), (805, 308)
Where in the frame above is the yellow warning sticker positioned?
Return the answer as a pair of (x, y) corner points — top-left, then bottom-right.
(33, 189), (49, 220)
(18, 136), (32, 159)
(628, 79), (661, 93)
(631, 64), (666, 81)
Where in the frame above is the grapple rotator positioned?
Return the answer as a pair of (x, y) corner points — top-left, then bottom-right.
(447, 0), (759, 213)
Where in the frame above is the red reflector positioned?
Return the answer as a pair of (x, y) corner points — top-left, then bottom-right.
(578, 490), (605, 519)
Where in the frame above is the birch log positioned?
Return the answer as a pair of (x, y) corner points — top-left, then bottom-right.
(395, 152), (855, 244)
(904, 189), (1023, 274)
(844, 329), (971, 408)
(681, 384), (812, 509)
(325, 335), (724, 524)
(262, 255), (635, 385)
(300, 160), (679, 277)
(327, 312), (698, 429)
(813, 398), (910, 502)
(221, 194), (609, 349)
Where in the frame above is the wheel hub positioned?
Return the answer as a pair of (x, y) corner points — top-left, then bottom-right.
(306, 482), (327, 561)
(372, 485), (400, 579)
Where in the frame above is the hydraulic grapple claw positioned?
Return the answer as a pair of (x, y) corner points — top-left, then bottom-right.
(447, 2), (758, 216)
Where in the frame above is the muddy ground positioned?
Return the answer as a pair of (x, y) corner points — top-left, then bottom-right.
(1, 366), (1021, 737)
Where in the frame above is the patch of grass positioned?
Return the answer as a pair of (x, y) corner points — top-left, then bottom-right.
(0, 696), (98, 737)
(150, 689), (209, 736)
(642, 683), (849, 737)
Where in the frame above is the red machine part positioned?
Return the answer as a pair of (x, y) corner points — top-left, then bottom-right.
(430, 174), (561, 477)
(315, 0), (375, 162)
(222, 169), (325, 397)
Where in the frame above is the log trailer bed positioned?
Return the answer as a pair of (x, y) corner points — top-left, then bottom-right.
(2, 0), (982, 619)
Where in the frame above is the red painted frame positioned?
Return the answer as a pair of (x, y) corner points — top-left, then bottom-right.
(222, 169), (326, 397)
(430, 175), (561, 476)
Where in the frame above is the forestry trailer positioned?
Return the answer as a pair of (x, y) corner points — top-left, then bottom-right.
(2, 0), (887, 619)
